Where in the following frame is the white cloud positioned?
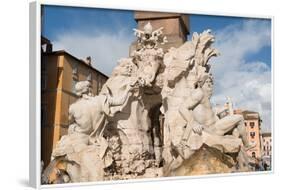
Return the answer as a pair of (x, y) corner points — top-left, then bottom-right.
(209, 19), (272, 133)
(51, 19), (272, 133)
(52, 29), (134, 76)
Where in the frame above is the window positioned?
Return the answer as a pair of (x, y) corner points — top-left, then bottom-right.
(250, 132), (255, 139)
(244, 122), (247, 126)
(72, 66), (78, 75)
(252, 152), (256, 158)
(250, 122), (255, 128)
(72, 65), (78, 93)
(41, 44), (47, 52)
(98, 76), (103, 93)
(87, 73), (92, 81)
(72, 78), (78, 93)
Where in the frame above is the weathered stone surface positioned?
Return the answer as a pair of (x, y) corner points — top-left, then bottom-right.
(173, 146), (235, 176)
(131, 11), (190, 53)
(42, 23), (253, 184)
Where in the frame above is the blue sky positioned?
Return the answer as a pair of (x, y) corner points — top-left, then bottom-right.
(42, 5), (272, 132)
(43, 5), (271, 67)
(43, 5), (135, 42)
(189, 15), (271, 65)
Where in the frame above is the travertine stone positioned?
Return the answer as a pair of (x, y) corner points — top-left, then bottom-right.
(131, 11), (189, 53)
(43, 24), (253, 184)
(160, 29), (252, 174)
(173, 146), (235, 176)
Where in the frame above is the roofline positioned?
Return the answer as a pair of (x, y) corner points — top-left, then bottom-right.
(240, 110), (261, 120)
(261, 132), (271, 137)
(41, 35), (51, 44)
(242, 110), (259, 114)
(44, 50), (108, 78)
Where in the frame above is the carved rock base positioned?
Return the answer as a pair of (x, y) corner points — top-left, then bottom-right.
(172, 146), (237, 176)
(104, 166), (163, 181)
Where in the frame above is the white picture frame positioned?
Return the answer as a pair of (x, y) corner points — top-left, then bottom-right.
(29, 1), (274, 189)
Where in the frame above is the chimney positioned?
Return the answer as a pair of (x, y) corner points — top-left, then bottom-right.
(85, 56), (92, 66)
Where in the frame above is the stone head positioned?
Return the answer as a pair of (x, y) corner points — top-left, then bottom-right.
(200, 74), (214, 97)
(112, 58), (135, 77)
(75, 81), (91, 97)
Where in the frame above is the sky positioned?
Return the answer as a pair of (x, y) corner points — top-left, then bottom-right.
(42, 5), (272, 132)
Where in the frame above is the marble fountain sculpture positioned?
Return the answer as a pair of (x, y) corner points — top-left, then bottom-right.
(42, 22), (254, 184)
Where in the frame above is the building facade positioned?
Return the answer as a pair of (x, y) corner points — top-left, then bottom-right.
(262, 132), (272, 157)
(262, 132), (272, 161)
(219, 101), (263, 160)
(41, 39), (108, 166)
(261, 132), (272, 169)
(239, 110), (263, 159)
